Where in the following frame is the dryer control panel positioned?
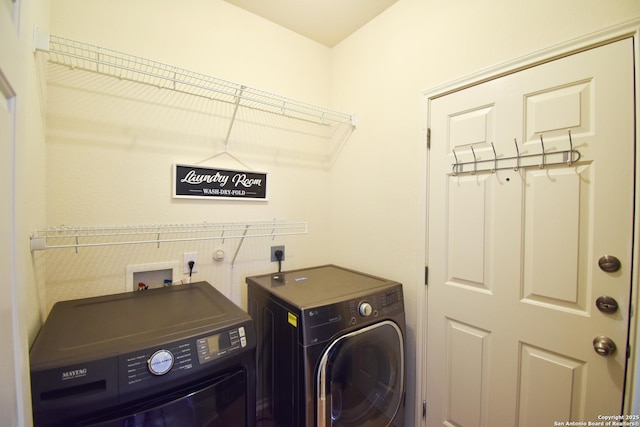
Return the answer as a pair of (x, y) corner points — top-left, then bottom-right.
(301, 284), (404, 345)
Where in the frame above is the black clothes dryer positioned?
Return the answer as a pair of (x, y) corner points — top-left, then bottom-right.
(30, 282), (256, 427)
(247, 265), (405, 427)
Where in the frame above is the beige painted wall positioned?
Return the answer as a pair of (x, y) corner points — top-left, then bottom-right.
(33, 1), (640, 427)
(49, 0), (331, 105)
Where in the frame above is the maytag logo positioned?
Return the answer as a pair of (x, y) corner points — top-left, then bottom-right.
(61, 368), (87, 381)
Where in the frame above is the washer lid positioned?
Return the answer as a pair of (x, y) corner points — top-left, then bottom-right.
(30, 282), (250, 369)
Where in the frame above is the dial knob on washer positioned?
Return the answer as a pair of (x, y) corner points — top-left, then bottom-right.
(148, 349), (174, 375)
(359, 302), (373, 317)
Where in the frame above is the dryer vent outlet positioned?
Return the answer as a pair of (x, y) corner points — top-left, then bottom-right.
(271, 246), (285, 262)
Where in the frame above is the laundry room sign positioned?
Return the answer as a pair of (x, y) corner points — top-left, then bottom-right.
(173, 164), (268, 201)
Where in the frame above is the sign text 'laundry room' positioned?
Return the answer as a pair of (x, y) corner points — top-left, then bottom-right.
(173, 164), (268, 201)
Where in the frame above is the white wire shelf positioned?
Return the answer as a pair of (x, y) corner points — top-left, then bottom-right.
(36, 34), (355, 128)
(30, 221), (307, 265)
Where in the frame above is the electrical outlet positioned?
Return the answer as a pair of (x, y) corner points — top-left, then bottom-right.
(183, 251), (198, 274)
(270, 245), (285, 262)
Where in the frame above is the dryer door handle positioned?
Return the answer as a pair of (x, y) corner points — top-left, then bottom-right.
(317, 397), (327, 427)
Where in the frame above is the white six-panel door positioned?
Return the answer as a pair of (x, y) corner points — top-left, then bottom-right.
(426, 38), (635, 426)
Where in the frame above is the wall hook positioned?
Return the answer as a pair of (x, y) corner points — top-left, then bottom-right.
(567, 129), (574, 166)
(490, 142), (497, 173)
(452, 148), (459, 175)
(470, 146), (477, 175)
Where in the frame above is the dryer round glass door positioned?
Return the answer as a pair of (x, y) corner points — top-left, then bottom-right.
(316, 320), (404, 427)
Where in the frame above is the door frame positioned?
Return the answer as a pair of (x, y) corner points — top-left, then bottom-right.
(417, 18), (640, 425)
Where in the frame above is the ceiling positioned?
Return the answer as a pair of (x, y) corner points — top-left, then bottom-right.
(222, 0), (399, 47)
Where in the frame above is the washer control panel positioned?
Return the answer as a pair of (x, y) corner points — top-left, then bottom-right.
(120, 325), (251, 393)
(302, 284), (403, 345)
(197, 326), (248, 365)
